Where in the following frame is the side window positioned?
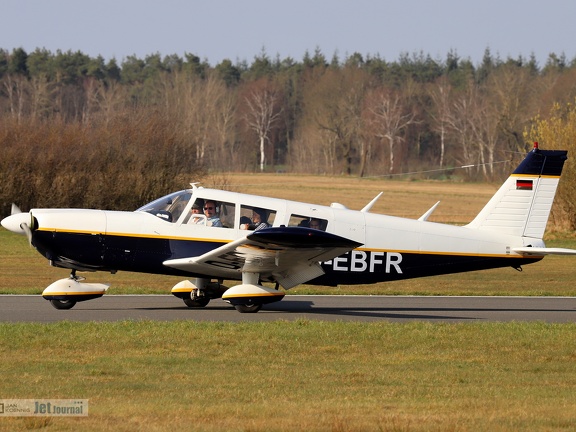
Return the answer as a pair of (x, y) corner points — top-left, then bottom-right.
(218, 201), (235, 228)
(289, 214), (327, 231)
(240, 205), (276, 230)
(183, 199), (234, 228)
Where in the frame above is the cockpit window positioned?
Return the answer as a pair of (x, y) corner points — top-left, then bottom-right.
(136, 190), (192, 223)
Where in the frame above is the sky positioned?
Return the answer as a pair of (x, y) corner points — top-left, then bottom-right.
(2, 0), (575, 67)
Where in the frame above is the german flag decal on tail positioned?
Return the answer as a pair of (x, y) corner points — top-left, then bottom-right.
(516, 179), (533, 190)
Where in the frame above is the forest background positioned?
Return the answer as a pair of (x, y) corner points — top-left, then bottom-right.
(1, 47), (576, 229)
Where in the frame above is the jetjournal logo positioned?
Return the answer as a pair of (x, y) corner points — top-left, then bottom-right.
(0, 399), (88, 416)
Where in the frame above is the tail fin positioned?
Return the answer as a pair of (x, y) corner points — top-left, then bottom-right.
(466, 144), (568, 239)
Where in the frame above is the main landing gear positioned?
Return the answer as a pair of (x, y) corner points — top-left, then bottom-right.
(171, 278), (227, 308)
(221, 272), (285, 313)
(172, 274), (286, 313)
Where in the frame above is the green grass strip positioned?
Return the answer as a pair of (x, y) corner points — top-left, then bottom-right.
(1, 320), (575, 431)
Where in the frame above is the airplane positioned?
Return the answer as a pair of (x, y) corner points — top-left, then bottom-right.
(2, 143), (576, 313)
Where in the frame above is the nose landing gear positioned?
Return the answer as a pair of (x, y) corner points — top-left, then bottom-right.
(42, 270), (109, 310)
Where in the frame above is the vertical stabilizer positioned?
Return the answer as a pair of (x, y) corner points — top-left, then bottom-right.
(466, 145), (568, 239)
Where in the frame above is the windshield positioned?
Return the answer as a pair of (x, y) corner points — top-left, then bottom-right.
(136, 190), (192, 223)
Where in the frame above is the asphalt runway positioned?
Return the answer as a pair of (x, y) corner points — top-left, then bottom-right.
(1, 295), (575, 323)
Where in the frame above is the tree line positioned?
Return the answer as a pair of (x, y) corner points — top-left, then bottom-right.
(1, 47), (576, 219)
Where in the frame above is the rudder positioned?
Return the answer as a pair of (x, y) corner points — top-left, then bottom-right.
(466, 144), (568, 239)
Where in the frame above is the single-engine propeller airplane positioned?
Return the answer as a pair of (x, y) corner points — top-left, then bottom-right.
(3, 143), (576, 313)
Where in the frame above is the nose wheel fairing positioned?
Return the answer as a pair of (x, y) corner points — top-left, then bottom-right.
(42, 277), (109, 309)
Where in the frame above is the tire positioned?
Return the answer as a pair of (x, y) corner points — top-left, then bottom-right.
(234, 304), (262, 313)
(50, 299), (77, 310)
(183, 297), (210, 308)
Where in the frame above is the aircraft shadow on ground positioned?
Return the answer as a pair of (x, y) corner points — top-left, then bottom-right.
(264, 301), (474, 320)
(264, 300), (575, 320)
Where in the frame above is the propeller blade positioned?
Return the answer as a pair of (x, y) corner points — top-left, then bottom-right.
(11, 203), (22, 215)
(20, 221), (33, 246)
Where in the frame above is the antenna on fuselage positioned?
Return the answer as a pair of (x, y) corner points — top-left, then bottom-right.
(418, 201), (440, 221)
(361, 192), (383, 213)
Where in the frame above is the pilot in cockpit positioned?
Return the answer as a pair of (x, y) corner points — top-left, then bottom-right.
(203, 200), (223, 227)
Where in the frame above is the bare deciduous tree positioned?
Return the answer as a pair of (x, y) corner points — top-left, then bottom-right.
(445, 81), (478, 170)
(97, 80), (127, 128)
(29, 74), (54, 121)
(3, 74), (27, 122)
(243, 80), (284, 172)
(301, 68), (367, 175)
(367, 88), (417, 174)
(428, 77), (452, 168)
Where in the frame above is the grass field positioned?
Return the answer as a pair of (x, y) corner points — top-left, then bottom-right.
(1, 321), (575, 431)
(1, 174), (575, 431)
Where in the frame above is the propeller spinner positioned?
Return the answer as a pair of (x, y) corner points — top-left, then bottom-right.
(1, 204), (34, 245)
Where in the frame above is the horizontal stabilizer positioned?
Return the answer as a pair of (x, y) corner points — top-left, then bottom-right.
(512, 247), (576, 256)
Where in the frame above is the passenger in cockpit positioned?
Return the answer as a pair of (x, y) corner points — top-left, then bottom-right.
(309, 218), (322, 230)
(190, 199), (205, 224)
(240, 216), (251, 230)
(251, 208), (270, 230)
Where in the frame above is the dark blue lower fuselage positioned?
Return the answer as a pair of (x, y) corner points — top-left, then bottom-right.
(32, 230), (541, 286)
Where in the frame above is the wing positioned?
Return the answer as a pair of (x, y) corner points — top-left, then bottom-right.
(163, 227), (363, 289)
(512, 247), (576, 256)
